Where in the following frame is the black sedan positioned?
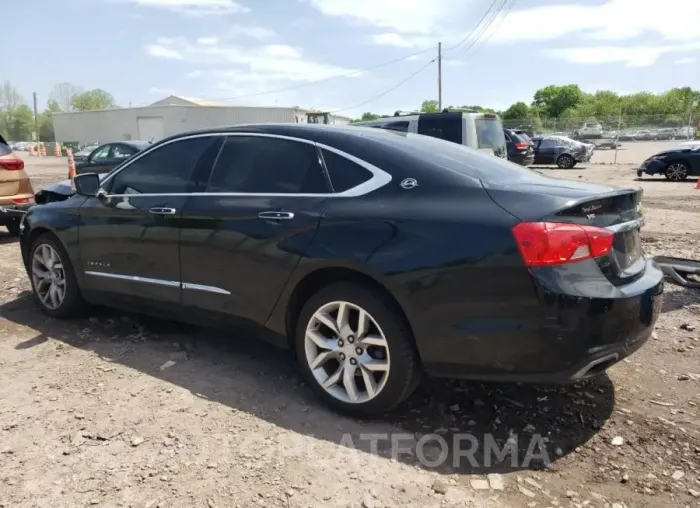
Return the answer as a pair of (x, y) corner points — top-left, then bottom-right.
(531, 135), (594, 168)
(75, 140), (151, 175)
(637, 145), (700, 180)
(18, 124), (663, 416)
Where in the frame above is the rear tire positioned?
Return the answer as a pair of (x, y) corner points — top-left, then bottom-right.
(295, 282), (420, 417)
(29, 233), (87, 318)
(557, 154), (575, 169)
(5, 219), (20, 237)
(664, 163), (689, 181)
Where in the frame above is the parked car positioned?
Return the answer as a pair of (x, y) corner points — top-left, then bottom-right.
(618, 131), (636, 141)
(504, 128), (534, 166)
(575, 122), (603, 139)
(530, 135), (593, 168)
(72, 144), (100, 163)
(0, 134), (35, 236)
(636, 145), (700, 180)
(17, 124), (663, 416)
(655, 128), (676, 140)
(75, 141), (151, 175)
(634, 130), (654, 141)
(353, 111), (508, 159)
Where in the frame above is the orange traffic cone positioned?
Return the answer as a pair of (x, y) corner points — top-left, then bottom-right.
(67, 149), (76, 178)
(39, 144), (46, 157)
(28, 145), (35, 156)
(696, 176), (700, 189)
(53, 143), (61, 157)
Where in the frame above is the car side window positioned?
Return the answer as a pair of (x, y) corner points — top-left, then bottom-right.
(113, 144), (135, 159)
(541, 139), (557, 149)
(321, 149), (373, 193)
(207, 136), (329, 194)
(381, 121), (409, 133)
(108, 137), (215, 195)
(91, 145), (111, 161)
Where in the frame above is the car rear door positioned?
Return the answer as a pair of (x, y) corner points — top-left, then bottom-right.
(178, 134), (330, 325)
(78, 135), (220, 308)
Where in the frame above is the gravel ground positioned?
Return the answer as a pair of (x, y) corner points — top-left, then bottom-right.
(0, 156), (699, 508)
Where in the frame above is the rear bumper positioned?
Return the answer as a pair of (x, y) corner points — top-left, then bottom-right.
(509, 153), (535, 166)
(420, 258), (664, 383)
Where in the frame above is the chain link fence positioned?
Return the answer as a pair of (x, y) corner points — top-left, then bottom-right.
(503, 114), (700, 141)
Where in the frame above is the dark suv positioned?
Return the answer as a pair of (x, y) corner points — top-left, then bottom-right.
(504, 128), (534, 166)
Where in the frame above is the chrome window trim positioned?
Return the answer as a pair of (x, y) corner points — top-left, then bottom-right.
(86, 271), (231, 295)
(99, 131), (392, 199)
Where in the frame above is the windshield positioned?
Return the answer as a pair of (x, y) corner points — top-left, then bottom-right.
(475, 117), (507, 152)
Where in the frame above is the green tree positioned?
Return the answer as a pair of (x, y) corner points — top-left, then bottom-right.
(8, 104), (34, 140)
(360, 112), (380, 121)
(420, 99), (439, 113)
(71, 89), (116, 111)
(532, 85), (584, 118)
(0, 81), (27, 139)
(502, 101), (530, 120)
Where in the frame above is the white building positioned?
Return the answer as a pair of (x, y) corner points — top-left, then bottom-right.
(52, 95), (352, 144)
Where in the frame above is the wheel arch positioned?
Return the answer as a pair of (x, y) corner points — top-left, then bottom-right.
(276, 265), (418, 360)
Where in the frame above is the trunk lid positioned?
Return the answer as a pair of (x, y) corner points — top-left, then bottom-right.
(483, 177), (645, 281)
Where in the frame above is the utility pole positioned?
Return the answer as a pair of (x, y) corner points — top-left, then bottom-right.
(613, 100), (622, 165)
(32, 92), (39, 145)
(437, 42), (442, 111)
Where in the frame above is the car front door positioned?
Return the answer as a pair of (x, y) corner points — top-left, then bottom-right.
(179, 134), (330, 324)
(535, 138), (558, 164)
(77, 143), (113, 174)
(78, 135), (220, 307)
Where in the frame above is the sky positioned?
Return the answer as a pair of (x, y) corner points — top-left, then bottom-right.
(5, 0), (700, 118)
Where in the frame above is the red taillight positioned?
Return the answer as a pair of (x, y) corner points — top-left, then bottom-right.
(512, 222), (614, 267)
(0, 158), (24, 171)
(514, 142), (529, 149)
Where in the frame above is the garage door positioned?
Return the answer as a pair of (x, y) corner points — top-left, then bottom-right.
(137, 117), (164, 142)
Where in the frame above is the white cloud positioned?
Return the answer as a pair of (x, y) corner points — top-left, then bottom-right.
(545, 42), (700, 67)
(489, 0), (700, 44)
(307, 0), (700, 68)
(228, 25), (276, 40)
(129, 0), (249, 16)
(144, 35), (359, 101)
(675, 57), (697, 65)
(149, 86), (176, 95)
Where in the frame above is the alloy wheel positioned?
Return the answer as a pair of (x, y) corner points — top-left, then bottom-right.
(31, 243), (66, 310)
(666, 163), (688, 181)
(304, 301), (390, 404)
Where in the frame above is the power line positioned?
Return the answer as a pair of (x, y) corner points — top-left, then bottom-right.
(330, 58), (437, 113)
(442, 0), (502, 53)
(448, 0), (510, 58)
(215, 46), (437, 102)
(459, 0), (517, 61)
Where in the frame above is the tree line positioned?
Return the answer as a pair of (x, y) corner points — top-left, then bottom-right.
(0, 81), (116, 142)
(353, 85), (700, 131)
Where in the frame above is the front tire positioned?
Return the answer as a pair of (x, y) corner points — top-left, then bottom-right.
(664, 163), (689, 181)
(295, 282), (420, 417)
(557, 154), (575, 169)
(29, 234), (86, 318)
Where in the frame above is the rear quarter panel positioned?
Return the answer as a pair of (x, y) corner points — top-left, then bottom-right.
(268, 183), (547, 372)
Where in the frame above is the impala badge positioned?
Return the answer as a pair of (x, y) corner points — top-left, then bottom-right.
(400, 178), (418, 189)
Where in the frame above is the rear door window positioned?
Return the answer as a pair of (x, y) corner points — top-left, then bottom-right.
(0, 135), (11, 156)
(321, 149), (373, 192)
(207, 136), (329, 194)
(417, 116), (462, 144)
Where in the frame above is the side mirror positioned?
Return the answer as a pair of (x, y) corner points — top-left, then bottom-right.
(74, 173), (101, 197)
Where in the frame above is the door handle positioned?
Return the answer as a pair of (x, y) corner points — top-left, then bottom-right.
(257, 211), (294, 221)
(149, 207), (176, 215)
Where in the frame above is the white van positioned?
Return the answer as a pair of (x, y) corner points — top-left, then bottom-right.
(353, 111), (508, 159)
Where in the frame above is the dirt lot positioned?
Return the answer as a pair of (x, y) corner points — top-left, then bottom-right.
(1, 156), (699, 508)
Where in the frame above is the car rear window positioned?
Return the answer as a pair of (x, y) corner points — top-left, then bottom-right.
(0, 134), (11, 156)
(376, 130), (542, 183)
(475, 117), (506, 150)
